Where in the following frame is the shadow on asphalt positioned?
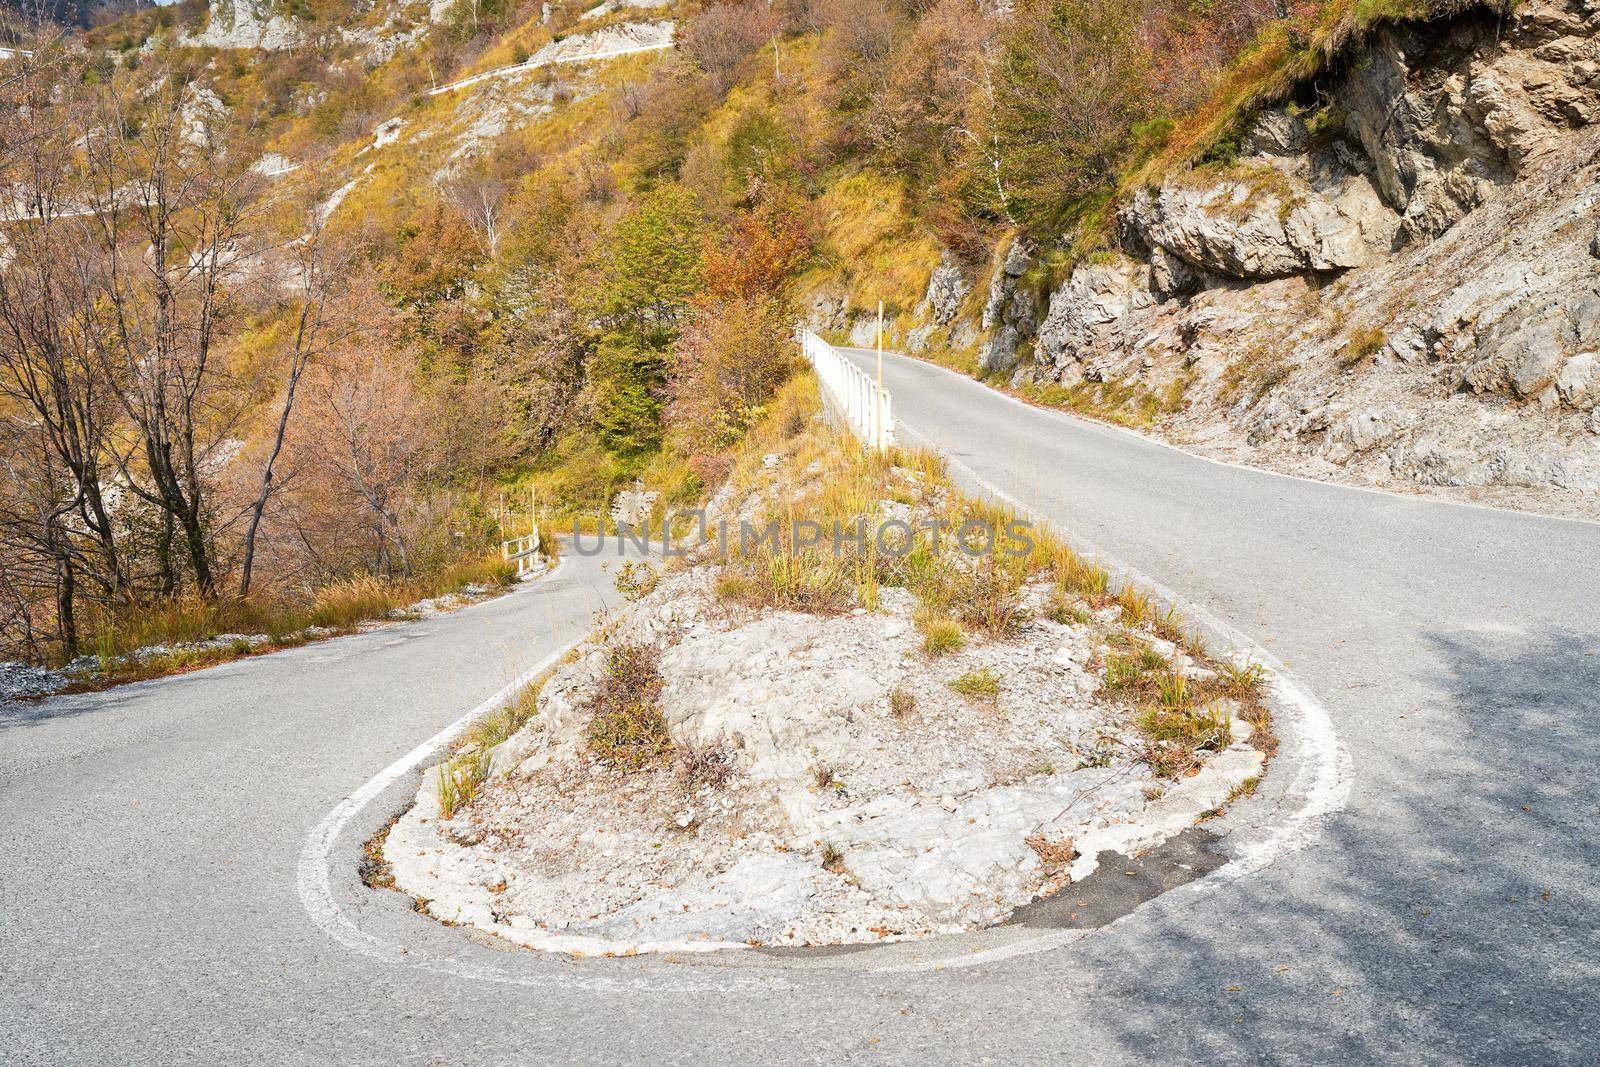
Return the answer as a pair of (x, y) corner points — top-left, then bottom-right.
(1080, 626), (1600, 1062)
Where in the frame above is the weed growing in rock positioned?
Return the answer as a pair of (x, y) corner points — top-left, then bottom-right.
(1216, 659), (1266, 699)
(585, 642), (671, 769)
(675, 737), (736, 790)
(1117, 586), (1155, 628)
(1156, 669), (1191, 711)
(1046, 593), (1090, 625)
(920, 615), (965, 657)
(614, 560), (660, 602)
(436, 749), (491, 819)
(949, 667), (1001, 705)
(1139, 700), (1230, 749)
(889, 686), (917, 717)
(1341, 326), (1386, 368)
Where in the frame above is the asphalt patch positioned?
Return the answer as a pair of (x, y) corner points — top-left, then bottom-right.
(1007, 826), (1228, 930)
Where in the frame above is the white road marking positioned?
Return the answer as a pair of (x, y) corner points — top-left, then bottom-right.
(871, 424), (1355, 973)
(299, 392), (1353, 981)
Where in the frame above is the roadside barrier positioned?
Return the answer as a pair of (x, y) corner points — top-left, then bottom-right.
(801, 329), (894, 451)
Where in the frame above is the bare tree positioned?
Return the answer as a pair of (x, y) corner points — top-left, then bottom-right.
(0, 48), (127, 653)
(308, 348), (430, 577)
(80, 70), (262, 596)
(443, 169), (508, 260)
(237, 207), (360, 597)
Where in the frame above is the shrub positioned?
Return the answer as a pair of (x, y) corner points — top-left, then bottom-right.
(585, 642), (671, 769)
(614, 560), (659, 602)
(1138, 700), (1231, 751)
(675, 737), (736, 789)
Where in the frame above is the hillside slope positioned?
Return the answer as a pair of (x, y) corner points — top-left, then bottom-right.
(824, 0), (1600, 519)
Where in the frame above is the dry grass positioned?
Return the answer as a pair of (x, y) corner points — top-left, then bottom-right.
(1025, 833), (1079, 870)
(1340, 326), (1386, 369)
(889, 686), (917, 717)
(1218, 341), (1295, 407)
(919, 614), (965, 657)
(584, 641), (671, 769)
(948, 667), (1001, 705)
(71, 552), (519, 686)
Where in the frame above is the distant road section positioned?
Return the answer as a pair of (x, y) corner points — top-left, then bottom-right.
(426, 21), (674, 96)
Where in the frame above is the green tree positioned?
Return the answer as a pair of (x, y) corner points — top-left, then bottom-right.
(587, 184), (704, 340)
(996, 0), (1154, 231)
(581, 185), (705, 457)
(589, 332), (666, 457)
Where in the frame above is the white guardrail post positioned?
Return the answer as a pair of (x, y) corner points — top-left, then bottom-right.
(800, 329), (894, 451)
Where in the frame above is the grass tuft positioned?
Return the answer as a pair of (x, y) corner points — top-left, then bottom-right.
(948, 667), (1001, 705)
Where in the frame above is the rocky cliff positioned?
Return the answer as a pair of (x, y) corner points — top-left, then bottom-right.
(907, 0), (1600, 517)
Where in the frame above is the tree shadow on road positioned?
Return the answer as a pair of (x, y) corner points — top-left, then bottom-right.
(1023, 625), (1600, 1063)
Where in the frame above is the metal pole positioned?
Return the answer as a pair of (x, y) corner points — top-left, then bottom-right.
(876, 300), (884, 451)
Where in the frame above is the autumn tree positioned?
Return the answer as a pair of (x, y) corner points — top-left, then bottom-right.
(680, 1), (780, 94)
(995, 0), (1155, 231)
(78, 67), (264, 596)
(237, 204), (365, 597)
(667, 205), (810, 454)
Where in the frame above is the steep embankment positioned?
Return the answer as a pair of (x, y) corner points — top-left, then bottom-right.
(817, 0), (1600, 519)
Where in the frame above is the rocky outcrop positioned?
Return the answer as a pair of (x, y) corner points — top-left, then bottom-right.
(1124, 157), (1398, 282)
(977, 0), (1600, 510)
(1034, 256), (1154, 380)
(977, 237), (1036, 374)
(184, 0), (301, 50)
(923, 251), (972, 326)
(1335, 1), (1600, 242)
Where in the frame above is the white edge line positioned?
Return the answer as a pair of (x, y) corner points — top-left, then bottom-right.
(297, 367), (1354, 981)
(296, 560), (579, 965)
(836, 345), (1600, 533)
(869, 421), (1355, 974)
(295, 557), (788, 993)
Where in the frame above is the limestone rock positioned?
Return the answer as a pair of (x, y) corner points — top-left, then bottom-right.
(1557, 351), (1600, 408)
(1324, 407), (1418, 465)
(185, 0), (301, 49)
(922, 252), (972, 326)
(1241, 109), (1309, 157)
(1123, 161), (1398, 281)
(1035, 257), (1155, 373)
(1337, 23), (1513, 243)
(978, 237), (1036, 374)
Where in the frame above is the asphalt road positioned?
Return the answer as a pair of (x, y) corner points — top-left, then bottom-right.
(4, 348), (1599, 1064)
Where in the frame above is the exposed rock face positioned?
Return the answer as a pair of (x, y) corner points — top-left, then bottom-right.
(1034, 256), (1154, 379)
(974, 0), (1600, 511)
(1323, 407), (1419, 465)
(1124, 159), (1398, 281)
(185, 0), (301, 50)
(1337, 2), (1600, 242)
(978, 237), (1036, 374)
(923, 251), (972, 326)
